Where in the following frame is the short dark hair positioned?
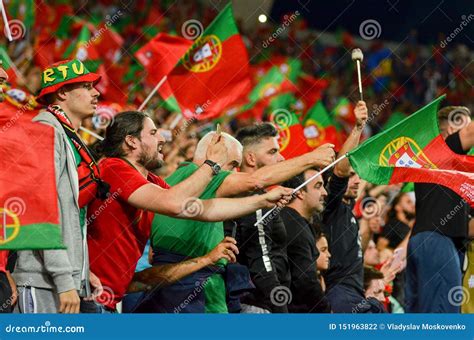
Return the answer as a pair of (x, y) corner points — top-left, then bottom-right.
(97, 111), (149, 158)
(363, 266), (384, 291)
(235, 123), (278, 148)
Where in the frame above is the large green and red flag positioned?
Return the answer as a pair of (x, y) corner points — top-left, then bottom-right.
(135, 33), (192, 86)
(382, 111), (407, 130)
(0, 101), (63, 249)
(348, 95), (474, 207)
(303, 101), (342, 151)
(269, 106), (310, 159)
(163, 3), (251, 120)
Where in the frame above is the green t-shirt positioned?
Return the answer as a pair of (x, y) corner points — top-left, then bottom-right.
(66, 139), (87, 231)
(151, 162), (231, 313)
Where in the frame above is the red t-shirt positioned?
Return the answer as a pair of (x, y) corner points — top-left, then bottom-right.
(87, 158), (169, 309)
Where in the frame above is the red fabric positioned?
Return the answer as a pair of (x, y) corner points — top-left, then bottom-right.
(0, 251), (8, 273)
(87, 158), (170, 308)
(390, 135), (474, 207)
(166, 34), (251, 120)
(135, 33), (192, 86)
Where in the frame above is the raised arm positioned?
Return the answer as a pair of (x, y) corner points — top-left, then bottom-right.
(334, 101), (368, 177)
(216, 144), (336, 197)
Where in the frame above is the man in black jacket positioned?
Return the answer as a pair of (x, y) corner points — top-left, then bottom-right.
(321, 100), (368, 313)
(225, 123), (335, 313)
(280, 170), (331, 312)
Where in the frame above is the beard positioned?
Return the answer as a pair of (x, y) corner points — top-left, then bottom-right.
(137, 149), (164, 171)
(404, 210), (416, 221)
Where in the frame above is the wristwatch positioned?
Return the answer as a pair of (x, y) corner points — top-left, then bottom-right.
(204, 160), (221, 176)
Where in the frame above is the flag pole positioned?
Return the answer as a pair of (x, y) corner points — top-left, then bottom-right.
(254, 154), (348, 226)
(139, 75), (167, 111)
(0, 0), (12, 41)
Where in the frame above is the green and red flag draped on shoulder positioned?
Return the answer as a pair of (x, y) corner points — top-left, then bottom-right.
(270, 106), (310, 159)
(303, 101), (342, 151)
(0, 95), (63, 250)
(164, 3), (251, 120)
(348, 95), (474, 207)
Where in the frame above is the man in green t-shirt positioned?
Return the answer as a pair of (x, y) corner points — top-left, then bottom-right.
(148, 131), (336, 313)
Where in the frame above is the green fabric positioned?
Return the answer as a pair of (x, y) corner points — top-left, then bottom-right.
(284, 58), (302, 83)
(0, 223), (64, 250)
(176, 3), (237, 69)
(468, 148), (474, 156)
(348, 95), (444, 184)
(304, 101), (333, 128)
(40, 60), (93, 90)
(383, 112), (407, 131)
(248, 66), (285, 103)
(151, 162), (231, 313)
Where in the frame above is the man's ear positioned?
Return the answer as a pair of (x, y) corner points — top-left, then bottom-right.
(244, 151), (257, 168)
(56, 88), (67, 101)
(124, 135), (138, 150)
(294, 190), (304, 201)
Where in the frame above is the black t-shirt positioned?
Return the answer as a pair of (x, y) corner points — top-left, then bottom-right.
(413, 132), (469, 248)
(381, 218), (411, 249)
(224, 192), (290, 313)
(280, 207), (331, 313)
(322, 174), (364, 295)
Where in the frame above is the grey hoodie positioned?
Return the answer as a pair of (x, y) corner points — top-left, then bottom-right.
(13, 110), (90, 296)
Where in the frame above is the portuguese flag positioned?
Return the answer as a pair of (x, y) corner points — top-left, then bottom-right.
(0, 103), (63, 249)
(348, 95), (474, 207)
(332, 97), (355, 126)
(135, 33), (192, 86)
(249, 66), (296, 104)
(303, 101), (342, 150)
(164, 3), (251, 120)
(270, 107), (309, 159)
